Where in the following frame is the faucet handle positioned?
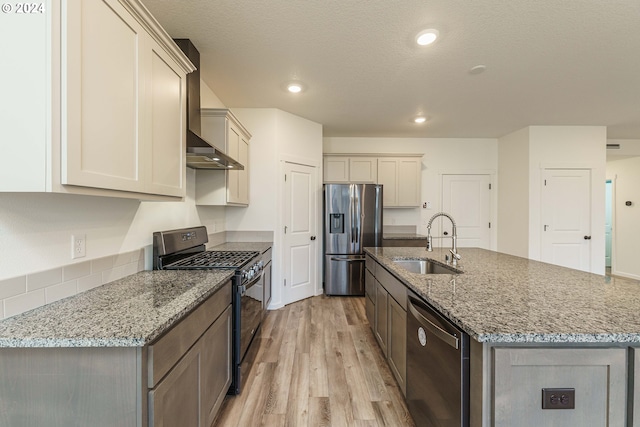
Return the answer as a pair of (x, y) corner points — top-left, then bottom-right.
(449, 249), (461, 260)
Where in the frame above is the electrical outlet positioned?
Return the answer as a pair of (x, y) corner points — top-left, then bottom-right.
(72, 234), (86, 259)
(542, 388), (575, 409)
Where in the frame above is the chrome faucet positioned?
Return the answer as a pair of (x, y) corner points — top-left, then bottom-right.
(426, 212), (461, 265)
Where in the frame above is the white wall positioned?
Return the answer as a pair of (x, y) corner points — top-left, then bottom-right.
(497, 127), (530, 257)
(200, 80), (225, 108)
(233, 108), (323, 309)
(323, 137), (498, 244)
(0, 170), (226, 282)
(528, 126), (607, 274)
(606, 139), (640, 159)
(497, 126), (606, 273)
(607, 156), (640, 279)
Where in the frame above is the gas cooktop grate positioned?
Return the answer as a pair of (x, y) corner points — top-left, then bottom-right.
(166, 250), (259, 269)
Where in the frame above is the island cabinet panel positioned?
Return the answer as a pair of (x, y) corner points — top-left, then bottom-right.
(367, 256), (408, 397)
(493, 347), (627, 427)
(388, 296), (407, 396)
(0, 347), (142, 427)
(633, 348), (640, 427)
(364, 267), (375, 326)
(374, 279), (389, 356)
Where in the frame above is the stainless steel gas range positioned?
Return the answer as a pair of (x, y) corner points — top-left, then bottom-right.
(152, 226), (268, 395)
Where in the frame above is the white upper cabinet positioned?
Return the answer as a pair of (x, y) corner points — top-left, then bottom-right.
(323, 154), (422, 207)
(196, 109), (251, 206)
(323, 156), (377, 183)
(0, 0), (193, 200)
(377, 157), (421, 207)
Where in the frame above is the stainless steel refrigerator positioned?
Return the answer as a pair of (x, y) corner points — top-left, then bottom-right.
(324, 183), (383, 295)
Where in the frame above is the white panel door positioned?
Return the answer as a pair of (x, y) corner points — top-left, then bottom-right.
(442, 174), (491, 249)
(284, 162), (318, 304)
(541, 169), (591, 271)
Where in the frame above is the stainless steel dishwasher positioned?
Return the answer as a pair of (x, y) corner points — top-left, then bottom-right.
(406, 290), (470, 427)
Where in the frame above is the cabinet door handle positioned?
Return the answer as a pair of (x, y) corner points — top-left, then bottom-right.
(584, 235), (592, 240)
(310, 236), (316, 240)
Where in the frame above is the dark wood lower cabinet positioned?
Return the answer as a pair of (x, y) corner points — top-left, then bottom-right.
(0, 281), (233, 427)
(149, 305), (232, 427)
(365, 254), (407, 397)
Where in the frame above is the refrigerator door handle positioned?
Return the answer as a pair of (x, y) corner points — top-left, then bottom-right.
(350, 185), (355, 245)
(330, 256), (366, 262)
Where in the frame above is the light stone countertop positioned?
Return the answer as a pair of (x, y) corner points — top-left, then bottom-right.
(364, 246), (640, 344)
(382, 233), (428, 240)
(0, 242), (273, 348)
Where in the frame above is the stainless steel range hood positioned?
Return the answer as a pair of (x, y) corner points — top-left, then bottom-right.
(174, 39), (244, 170)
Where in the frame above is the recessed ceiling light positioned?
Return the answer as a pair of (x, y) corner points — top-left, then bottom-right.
(416, 29), (439, 46)
(413, 116), (427, 124)
(286, 81), (305, 93)
(469, 65), (487, 75)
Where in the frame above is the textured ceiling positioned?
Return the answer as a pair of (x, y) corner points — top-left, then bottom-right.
(142, 0), (640, 139)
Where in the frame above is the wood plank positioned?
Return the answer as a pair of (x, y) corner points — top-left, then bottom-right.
(350, 324), (391, 401)
(309, 319), (329, 398)
(338, 329), (377, 421)
(236, 362), (277, 427)
(324, 325), (355, 427)
(266, 327), (297, 414)
(284, 352), (309, 427)
(308, 397), (331, 427)
(213, 295), (415, 427)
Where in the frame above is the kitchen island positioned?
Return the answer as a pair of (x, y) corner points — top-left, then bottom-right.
(364, 246), (640, 427)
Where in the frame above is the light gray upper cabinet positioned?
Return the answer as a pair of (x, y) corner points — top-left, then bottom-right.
(0, 0), (193, 200)
(324, 156), (378, 183)
(196, 109), (251, 206)
(323, 154), (422, 207)
(377, 157), (421, 207)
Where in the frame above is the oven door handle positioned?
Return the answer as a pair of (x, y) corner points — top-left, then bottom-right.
(241, 270), (265, 296)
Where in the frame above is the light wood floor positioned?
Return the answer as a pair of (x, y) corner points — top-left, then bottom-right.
(214, 295), (416, 427)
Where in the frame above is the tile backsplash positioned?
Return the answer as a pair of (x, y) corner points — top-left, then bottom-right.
(0, 248), (145, 320)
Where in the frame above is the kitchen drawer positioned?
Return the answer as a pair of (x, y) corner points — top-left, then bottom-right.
(148, 281), (232, 387)
(375, 265), (406, 310)
(365, 254), (376, 274)
(365, 294), (374, 328)
(365, 267), (375, 302)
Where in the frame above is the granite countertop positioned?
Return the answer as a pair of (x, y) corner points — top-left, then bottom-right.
(0, 241), (273, 348)
(364, 246), (640, 344)
(209, 242), (272, 254)
(383, 233), (428, 240)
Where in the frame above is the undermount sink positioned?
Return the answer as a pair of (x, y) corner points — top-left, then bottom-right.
(392, 259), (460, 275)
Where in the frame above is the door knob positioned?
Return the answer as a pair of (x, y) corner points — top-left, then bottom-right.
(310, 236), (316, 240)
(584, 235), (591, 240)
